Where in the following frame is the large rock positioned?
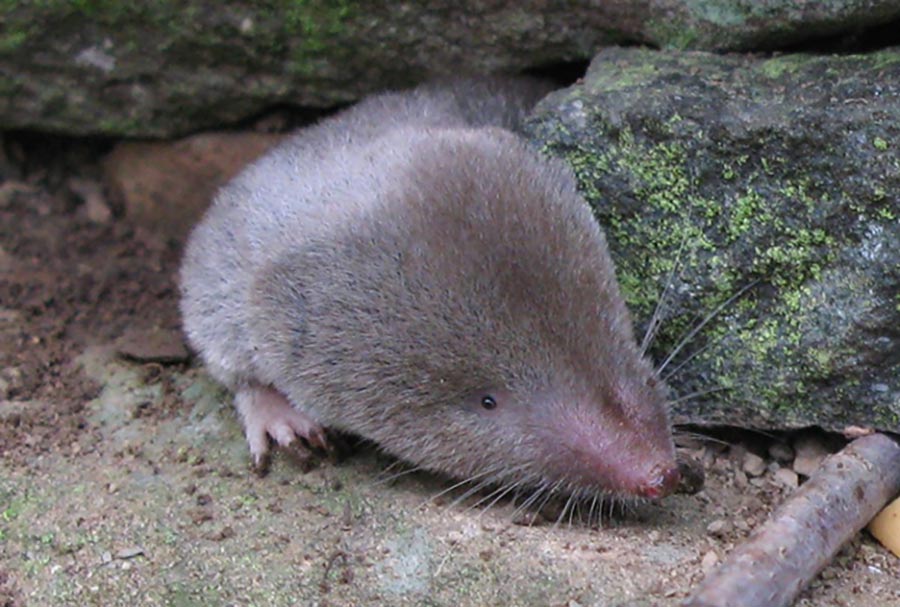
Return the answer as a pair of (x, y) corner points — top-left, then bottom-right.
(102, 132), (285, 240)
(526, 47), (900, 432)
(2, 1), (899, 137)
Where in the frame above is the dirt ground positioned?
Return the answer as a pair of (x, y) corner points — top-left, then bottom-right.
(1, 136), (899, 607)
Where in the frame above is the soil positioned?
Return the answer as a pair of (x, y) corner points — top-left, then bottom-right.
(1, 136), (898, 607)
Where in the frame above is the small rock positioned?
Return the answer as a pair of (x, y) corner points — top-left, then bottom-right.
(68, 177), (111, 224)
(842, 426), (875, 439)
(793, 435), (831, 477)
(115, 327), (190, 364)
(700, 550), (719, 573)
(742, 451), (766, 477)
(706, 519), (731, 537)
(115, 547), (144, 560)
(768, 442), (794, 463)
(701, 447), (717, 467)
(773, 467), (799, 489)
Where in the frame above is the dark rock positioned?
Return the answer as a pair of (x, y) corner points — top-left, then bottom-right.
(3, 2), (900, 137)
(526, 47), (900, 432)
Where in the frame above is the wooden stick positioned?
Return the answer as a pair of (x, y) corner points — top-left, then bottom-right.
(684, 433), (900, 607)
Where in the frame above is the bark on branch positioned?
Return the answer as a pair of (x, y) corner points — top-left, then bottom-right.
(684, 433), (900, 607)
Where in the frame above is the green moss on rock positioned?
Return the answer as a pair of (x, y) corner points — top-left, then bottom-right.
(527, 47), (900, 431)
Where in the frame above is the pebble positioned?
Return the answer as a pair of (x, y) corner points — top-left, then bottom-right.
(792, 435), (830, 477)
(773, 467), (799, 489)
(700, 550), (719, 572)
(706, 519), (731, 537)
(115, 546), (144, 560)
(68, 176), (111, 224)
(733, 468), (749, 489)
(742, 451), (766, 477)
(115, 327), (190, 364)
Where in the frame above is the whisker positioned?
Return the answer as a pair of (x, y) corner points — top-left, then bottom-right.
(553, 492), (575, 530)
(374, 464), (425, 486)
(510, 483), (547, 521)
(641, 227), (690, 356)
(380, 459), (404, 474)
(668, 385), (735, 406)
(661, 324), (742, 383)
(674, 429), (730, 446)
(657, 280), (759, 375)
(473, 480), (523, 518)
(468, 483), (509, 511)
(447, 477), (496, 510)
(447, 464), (530, 512)
(531, 481), (562, 521)
(541, 480), (571, 530)
(587, 494), (598, 527)
(418, 468), (495, 509)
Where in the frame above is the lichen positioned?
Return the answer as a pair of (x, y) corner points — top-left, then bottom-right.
(685, 0), (751, 27)
(643, 18), (700, 50)
(757, 54), (807, 79)
(0, 29), (26, 51)
(585, 61), (663, 93)
(280, 0), (356, 75)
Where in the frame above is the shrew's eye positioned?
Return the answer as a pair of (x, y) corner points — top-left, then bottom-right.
(481, 395), (497, 410)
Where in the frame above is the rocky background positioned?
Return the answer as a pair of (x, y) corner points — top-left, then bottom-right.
(1, 1), (899, 606)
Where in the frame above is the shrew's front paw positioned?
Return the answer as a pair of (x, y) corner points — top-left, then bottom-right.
(234, 386), (329, 473)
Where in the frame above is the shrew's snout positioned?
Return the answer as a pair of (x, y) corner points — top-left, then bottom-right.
(540, 399), (679, 499)
(632, 462), (680, 499)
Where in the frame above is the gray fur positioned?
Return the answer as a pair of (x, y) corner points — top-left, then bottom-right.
(180, 77), (678, 498)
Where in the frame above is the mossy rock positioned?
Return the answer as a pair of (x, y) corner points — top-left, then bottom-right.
(526, 47), (900, 432)
(2, 1), (899, 136)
